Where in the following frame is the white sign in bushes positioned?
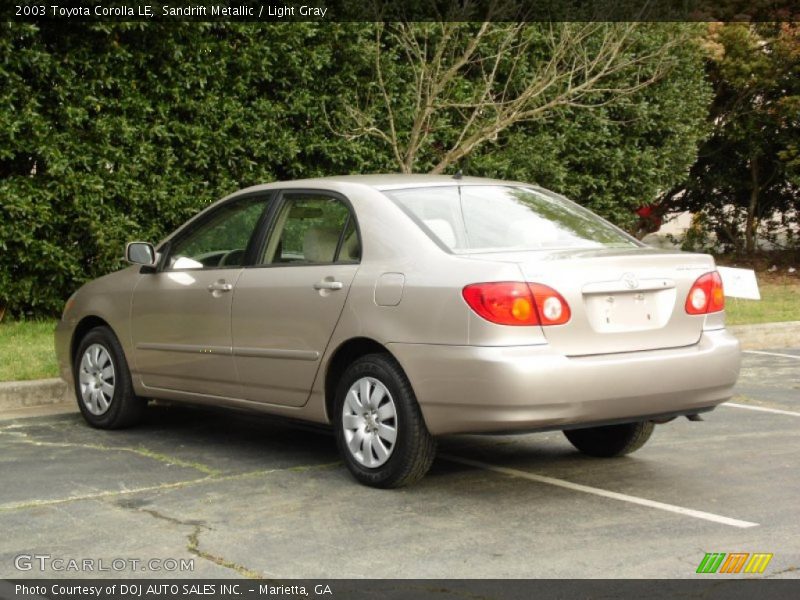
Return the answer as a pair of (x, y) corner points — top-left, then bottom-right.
(717, 267), (761, 300)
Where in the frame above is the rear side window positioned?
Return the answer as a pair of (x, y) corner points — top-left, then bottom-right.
(260, 193), (361, 265)
(385, 185), (637, 253)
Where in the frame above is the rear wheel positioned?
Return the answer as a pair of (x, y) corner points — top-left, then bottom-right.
(334, 353), (436, 488)
(73, 326), (146, 429)
(564, 421), (654, 457)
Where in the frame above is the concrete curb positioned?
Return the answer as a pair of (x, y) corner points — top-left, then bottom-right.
(1, 321), (798, 411)
(0, 378), (70, 411)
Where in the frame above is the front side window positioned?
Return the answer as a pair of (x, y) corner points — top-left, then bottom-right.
(166, 196), (270, 270)
(385, 185), (637, 253)
(261, 193), (360, 265)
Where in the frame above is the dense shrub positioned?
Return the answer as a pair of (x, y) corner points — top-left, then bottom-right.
(0, 22), (387, 316)
(0, 23), (710, 317)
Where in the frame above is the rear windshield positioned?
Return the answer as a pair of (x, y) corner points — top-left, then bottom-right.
(384, 185), (637, 253)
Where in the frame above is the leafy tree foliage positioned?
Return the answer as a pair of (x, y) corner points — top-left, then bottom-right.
(0, 22), (381, 317)
(660, 23), (800, 253)
(469, 24), (712, 229)
(1, 22), (711, 317)
(332, 23), (708, 181)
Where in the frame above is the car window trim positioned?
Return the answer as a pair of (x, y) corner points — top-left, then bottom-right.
(249, 188), (362, 269)
(333, 212), (352, 263)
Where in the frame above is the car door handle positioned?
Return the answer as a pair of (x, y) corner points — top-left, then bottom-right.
(207, 281), (233, 293)
(313, 280), (343, 291)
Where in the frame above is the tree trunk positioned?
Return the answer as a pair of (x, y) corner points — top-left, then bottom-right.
(745, 157), (759, 255)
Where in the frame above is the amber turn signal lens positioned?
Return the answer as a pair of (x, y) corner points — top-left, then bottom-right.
(462, 282), (570, 326)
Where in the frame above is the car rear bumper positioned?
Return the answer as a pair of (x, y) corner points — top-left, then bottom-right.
(388, 329), (741, 435)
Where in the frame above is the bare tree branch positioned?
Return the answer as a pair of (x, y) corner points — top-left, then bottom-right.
(335, 22), (683, 174)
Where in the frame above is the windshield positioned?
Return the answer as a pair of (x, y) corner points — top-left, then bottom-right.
(385, 185), (637, 253)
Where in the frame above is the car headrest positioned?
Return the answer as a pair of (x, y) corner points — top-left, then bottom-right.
(303, 226), (340, 263)
(341, 231), (361, 261)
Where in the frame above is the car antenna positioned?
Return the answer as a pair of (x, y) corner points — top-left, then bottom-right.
(453, 169), (463, 180)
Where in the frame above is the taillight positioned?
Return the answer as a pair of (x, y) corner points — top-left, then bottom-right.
(462, 282), (571, 326)
(685, 271), (725, 315)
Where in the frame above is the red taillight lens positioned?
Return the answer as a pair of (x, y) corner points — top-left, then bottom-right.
(462, 282), (570, 326)
(463, 282), (538, 326)
(685, 271), (725, 315)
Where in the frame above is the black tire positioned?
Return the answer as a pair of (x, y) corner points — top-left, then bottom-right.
(73, 326), (146, 429)
(563, 421), (655, 458)
(334, 353), (436, 488)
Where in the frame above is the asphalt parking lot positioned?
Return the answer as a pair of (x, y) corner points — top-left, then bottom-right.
(1, 350), (798, 579)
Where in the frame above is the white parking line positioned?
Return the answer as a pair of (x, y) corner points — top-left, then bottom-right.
(723, 402), (800, 417)
(441, 454), (759, 529)
(744, 350), (800, 360)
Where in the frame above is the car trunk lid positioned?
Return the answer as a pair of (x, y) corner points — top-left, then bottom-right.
(464, 247), (716, 356)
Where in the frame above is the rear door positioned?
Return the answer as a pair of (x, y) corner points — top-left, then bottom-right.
(131, 194), (273, 396)
(231, 191), (361, 406)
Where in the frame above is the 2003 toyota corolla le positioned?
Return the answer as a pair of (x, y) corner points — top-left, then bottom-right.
(55, 175), (741, 487)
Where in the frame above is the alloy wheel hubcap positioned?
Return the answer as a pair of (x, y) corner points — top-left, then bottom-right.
(79, 344), (115, 416)
(342, 377), (398, 468)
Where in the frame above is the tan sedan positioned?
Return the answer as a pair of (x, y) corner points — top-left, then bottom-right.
(55, 175), (741, 487)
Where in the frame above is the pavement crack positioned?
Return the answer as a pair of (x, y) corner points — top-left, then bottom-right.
(0, 478), (213, 512)
(126, 447), (222, 476)
(133, 506), (205, 529)
(0, 461), (342, 513)
(0, 423), (27, 432)
(187, 526), (264, 580)
(118, 502), (265, 580)
(0, 429), (222, 476)
(763, 565), (798, 578)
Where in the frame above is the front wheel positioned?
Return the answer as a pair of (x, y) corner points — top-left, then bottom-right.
(334, 354), (436, 488)
(73, 326), (146, 429)
(564, 421), (654, 458)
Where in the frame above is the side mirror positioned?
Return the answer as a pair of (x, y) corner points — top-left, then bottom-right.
(125, 242), (156, 267)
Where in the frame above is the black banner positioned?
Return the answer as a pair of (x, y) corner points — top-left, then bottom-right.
(2, 580), (800, 600)
(4, 0), (800, 22)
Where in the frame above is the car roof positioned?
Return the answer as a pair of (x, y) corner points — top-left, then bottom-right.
(234, 174), (530, 194)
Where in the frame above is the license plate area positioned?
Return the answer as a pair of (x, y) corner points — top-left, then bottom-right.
(584, 289), (676, 333)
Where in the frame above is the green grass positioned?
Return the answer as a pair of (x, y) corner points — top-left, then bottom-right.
(0, 319), (59, 382)
(724, 281), (800, 326)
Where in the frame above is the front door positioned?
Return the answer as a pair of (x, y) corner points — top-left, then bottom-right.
(232, 191), (361, 406)
(131, 194), (272, 397)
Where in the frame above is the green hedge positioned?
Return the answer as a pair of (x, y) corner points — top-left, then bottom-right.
(0, 23), (709, 317)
